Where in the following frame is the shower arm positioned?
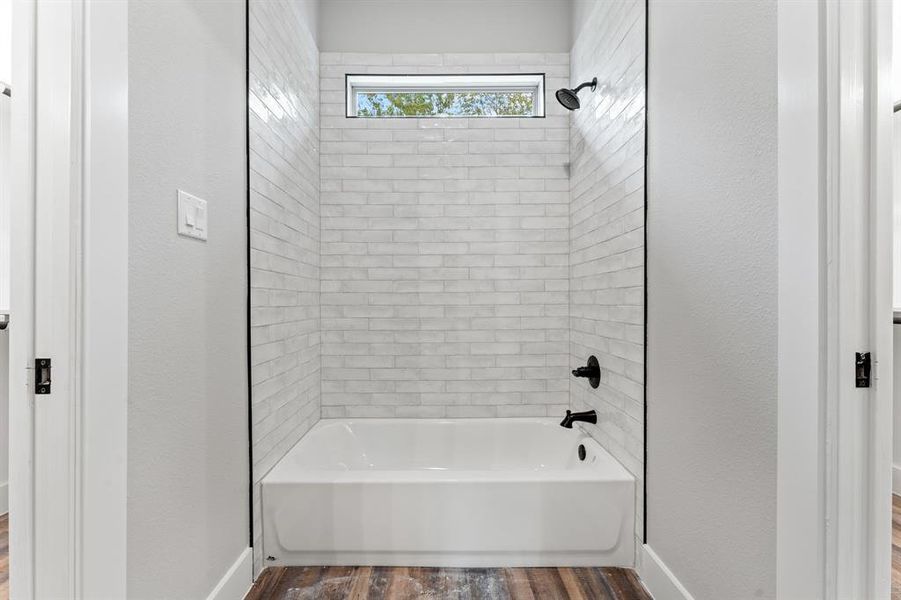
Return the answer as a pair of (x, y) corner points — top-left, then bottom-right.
(572, 78), (597, 94)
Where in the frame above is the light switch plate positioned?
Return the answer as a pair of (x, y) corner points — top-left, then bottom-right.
(177, 190), (208, 241)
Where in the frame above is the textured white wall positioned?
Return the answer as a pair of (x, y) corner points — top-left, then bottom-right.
(569, 0), (645, 557)
(646, 0), (778, 597)
(320, 52), (571, 418)
(249, 0), (320, 575)
(0, 0), (9, 83)
(127, 0), (248, 597)
(320, 0), (572, 53)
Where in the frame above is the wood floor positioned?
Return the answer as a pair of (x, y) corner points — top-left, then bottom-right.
(0, 513), (7, 600)
(245, 566), (652, 600)
(893, 495), (901, 598)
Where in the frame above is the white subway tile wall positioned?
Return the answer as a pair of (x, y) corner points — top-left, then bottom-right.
(319, 52), (572, 418)
(248, 0), (320, 573)
(569, 0), (646, 555)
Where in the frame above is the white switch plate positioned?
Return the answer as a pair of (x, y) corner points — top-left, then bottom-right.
(177, 189), (208, 241)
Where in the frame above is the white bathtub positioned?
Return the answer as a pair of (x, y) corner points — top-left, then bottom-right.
(261, 418), (635, 568)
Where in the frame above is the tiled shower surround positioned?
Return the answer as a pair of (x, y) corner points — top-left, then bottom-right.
(248, 0), (320, 571)
(249, 0), (646, 570)
(319, 52), (572, 418)
(570, 0), (647, 550)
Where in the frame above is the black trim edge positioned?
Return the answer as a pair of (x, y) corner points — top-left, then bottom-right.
(244, 0), (254, 552)
(642, 0), (649, 546)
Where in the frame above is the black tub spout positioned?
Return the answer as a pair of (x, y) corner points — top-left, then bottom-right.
(560, 409), (598, 429)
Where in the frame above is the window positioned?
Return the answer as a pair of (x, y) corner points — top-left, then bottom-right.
(345, 74), (545, 118)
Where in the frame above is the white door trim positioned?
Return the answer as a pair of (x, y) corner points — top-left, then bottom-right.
(776, 0), (826, 596)
(9, 1), (128, 597)
(827, 0), (893, 596)
(776, 0), (893, 597)
(32, 0), (82, 595)
(10, 0), (37, 595)
(864, 1), (894, 596)
(79, 0), (128, 596)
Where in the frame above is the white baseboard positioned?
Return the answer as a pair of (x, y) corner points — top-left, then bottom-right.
(638, 544), (696, 600)
(0, 481), (8, 515)
(206, 547), (252, 600)
(893, 464), (901, 495)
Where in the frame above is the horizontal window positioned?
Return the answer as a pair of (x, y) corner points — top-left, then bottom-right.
(346, 74), (545, 118)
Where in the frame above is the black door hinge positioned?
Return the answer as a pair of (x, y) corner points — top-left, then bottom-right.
(35, 358), (51, 394)
(855, 352), (871, 388)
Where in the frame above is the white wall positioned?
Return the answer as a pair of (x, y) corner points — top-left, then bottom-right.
(127, 1), (249, 597)
(294, 0), (320, 46)
(319, 0), (571, 53)
(249, 0), (320, 574)
(569, 0), (645, 558)
(319, 52), (571, 418)
(646, 0), (778, 598)
(0, 0), (9, 83)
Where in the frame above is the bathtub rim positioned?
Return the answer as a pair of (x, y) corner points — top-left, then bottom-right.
(261, 416), (635, 485)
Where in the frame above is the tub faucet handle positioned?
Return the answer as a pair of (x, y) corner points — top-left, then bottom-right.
(572, 355), (601, 388)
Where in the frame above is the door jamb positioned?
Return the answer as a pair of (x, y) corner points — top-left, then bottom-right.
(9, 1), (128, 597)
(776, 0), (826, 596)
(9, 0), (36, 595)
(776, 0), (893, 597)
(79, 0), (128, 597)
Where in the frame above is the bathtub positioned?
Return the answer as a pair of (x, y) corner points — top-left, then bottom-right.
(261, 418), (635, 568)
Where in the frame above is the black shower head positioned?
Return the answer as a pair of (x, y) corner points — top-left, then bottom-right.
(555, 77), (597, 111)
(555, 88), (581, 110)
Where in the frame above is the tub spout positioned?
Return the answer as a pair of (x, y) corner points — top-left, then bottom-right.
(560, 409), (597, 429)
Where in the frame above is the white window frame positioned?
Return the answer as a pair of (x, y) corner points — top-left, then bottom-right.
(345, 73), (546, 118)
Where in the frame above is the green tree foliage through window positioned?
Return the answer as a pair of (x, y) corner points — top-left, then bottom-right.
(355, 91), (535, 117)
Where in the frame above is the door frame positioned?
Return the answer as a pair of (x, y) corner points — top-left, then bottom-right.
(10, 0), (127, 597)
(777, 0), (893, 597)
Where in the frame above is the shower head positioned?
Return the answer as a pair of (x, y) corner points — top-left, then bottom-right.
(555, 88), (581, 111)
(555, 77), (597, 111)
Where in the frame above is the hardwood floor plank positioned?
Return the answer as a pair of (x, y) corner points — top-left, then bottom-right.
(895, 495), (901, 598)
(501, 568), (535, 600)
(466, 568), (510, 600)
(557, 567), (588, 600)
(0, 514), (7, 600)
(415, 566), (453, 599)
(346, 566), (373, 600)
(367, 566), (392, 598)
(579, 566), (619, 600)
(523, 567), (566, 599)
(247, 568), (274, 599)
(317, 566), (356, 600)
(280, 565), (328, 599)
(442, 568), (472, 600)
(385, 566), (414, 599)
(245, 565), (651, 600)
(608, 568), (654, 600)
